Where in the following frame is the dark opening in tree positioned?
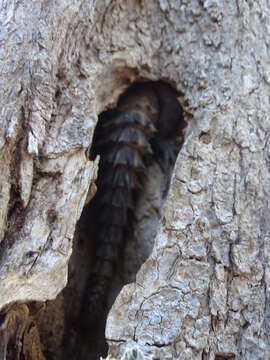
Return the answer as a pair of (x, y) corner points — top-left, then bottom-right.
(63, 81), (186, 360)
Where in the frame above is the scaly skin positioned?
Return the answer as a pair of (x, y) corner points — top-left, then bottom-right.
(67, 82), (185, 359)
(81, 85), (159, 329)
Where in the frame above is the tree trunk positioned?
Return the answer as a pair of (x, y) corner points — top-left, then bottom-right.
(0, 0), (269, 359)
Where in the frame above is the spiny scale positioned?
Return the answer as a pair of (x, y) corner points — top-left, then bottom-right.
(80, 85), (159, 329)
(80, 82), (185, 331)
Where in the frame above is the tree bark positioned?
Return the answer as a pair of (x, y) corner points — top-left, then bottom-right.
(0, 0), (270, 359)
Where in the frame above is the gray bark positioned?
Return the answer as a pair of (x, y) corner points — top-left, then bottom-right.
(0, 0), (269, 359)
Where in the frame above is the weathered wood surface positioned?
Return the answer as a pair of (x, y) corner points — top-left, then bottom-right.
(0, 1), (270, 358)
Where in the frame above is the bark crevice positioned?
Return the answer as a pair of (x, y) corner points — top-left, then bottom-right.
(0, 0), (269, 359)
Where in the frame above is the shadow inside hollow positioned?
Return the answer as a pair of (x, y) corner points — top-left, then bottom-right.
(61, 81), (186, 360)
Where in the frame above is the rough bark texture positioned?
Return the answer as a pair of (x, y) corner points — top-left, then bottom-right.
(0, 0), (270, 359)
